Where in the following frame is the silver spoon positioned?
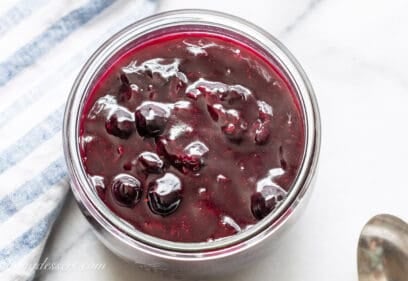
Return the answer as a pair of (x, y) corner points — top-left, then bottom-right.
(358, 214), (408, 281)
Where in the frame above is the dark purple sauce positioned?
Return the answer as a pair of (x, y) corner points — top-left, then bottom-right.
(79, 32), (305, 242)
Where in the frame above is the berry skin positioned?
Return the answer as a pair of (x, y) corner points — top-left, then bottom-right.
(137, 151), (164, 174)
(173, 154), (203, 173)
(221, 111), (248, 143)
(105, 107), (136, 139)
(251, 100), (273, 145)
(135, 102), (170, 137)
(113, 73), (133, 102)
(250, 185), (286, 220)
(148, 173), (183, 216)
(112, 174), (142, 207)
(207, 104), (248, 142)
(156, 138), (208, 174)
(206, 104), (225, 122)
(252, 119), (271, 145)
(250, 192), (276, 220)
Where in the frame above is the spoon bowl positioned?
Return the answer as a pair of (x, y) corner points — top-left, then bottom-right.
(358, 214), (408, 281)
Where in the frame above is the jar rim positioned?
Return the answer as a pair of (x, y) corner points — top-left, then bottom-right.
(63, 9), (320, 255)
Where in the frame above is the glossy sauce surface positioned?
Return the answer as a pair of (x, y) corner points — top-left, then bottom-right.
(80, 32), (305, 242)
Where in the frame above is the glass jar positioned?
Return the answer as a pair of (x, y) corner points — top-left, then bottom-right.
(63, 9), (320, 277)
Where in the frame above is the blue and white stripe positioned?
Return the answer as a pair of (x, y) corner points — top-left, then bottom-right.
(0, 0), (116, 86)
(0, 0), (158, 280)
(0, 0), (49, 37)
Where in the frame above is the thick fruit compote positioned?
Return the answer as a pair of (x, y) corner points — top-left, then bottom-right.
(79, 32), (305, 242)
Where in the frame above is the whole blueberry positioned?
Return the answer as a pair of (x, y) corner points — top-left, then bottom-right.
(148, 173), (182, 216)
(250, 185), (286, 220)
(135, 102), (170, 138)
(105, 107), (135, 139)
(112, 174), (142, 207)
(137, 151), (164, 174)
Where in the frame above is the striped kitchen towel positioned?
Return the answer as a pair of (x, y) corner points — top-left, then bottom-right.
(0, 0), (158, 280)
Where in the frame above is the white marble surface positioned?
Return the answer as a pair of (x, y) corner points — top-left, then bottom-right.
(36, 0), (408, 280)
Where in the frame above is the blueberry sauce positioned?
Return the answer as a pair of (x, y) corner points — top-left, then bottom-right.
(79, 32), (305, 242)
